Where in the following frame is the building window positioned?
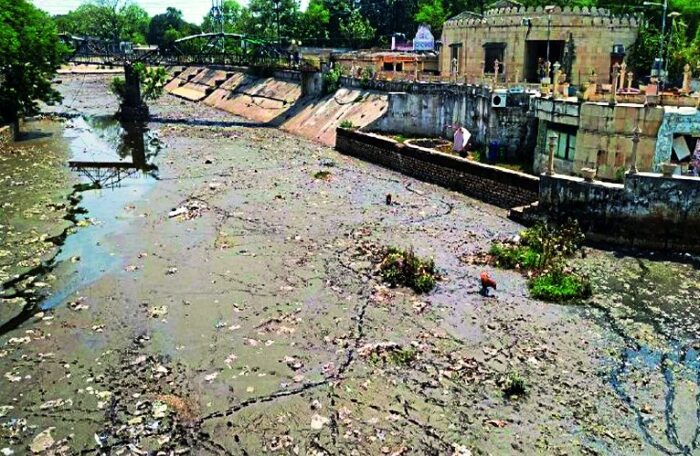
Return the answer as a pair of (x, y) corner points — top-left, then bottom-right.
(484, 43), (505, 74)
(548, 124), (577, 160)
(383, 62), (393, 71)
(396, 62), (403, 72)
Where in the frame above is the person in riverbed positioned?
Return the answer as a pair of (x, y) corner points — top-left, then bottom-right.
(480, 271), (497, 297)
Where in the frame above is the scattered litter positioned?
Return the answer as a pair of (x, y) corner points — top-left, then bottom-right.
(204, 372), (218, 383)
(168, 199), (208, 220)
(310, 414), (329, 430)
(149, 306), (168, 318)
(30, 428), (55, 454)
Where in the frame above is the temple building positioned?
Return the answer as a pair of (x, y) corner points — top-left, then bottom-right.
(440, 2), (639, 85)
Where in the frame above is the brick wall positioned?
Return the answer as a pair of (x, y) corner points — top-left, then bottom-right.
(336, 128), (539, 209)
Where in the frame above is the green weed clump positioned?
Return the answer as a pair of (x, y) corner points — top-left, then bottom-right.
(339, 120), (355, 129)
(489, 221), (591, 302)
(387, 347), (418, 366)
(529, 269), (592, 302)
(502, 370), (527, 397)
(313, 170), (332, 180)
(380, 247), (438, 294)
(489, 244), (540, 270)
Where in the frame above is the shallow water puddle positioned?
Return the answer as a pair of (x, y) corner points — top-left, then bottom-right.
(42, 116), (161, 310)
(3, 115), (161, 317)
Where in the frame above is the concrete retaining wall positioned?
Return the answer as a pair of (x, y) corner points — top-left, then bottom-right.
(335, 127), (539, 208)
(342, 77), (536, 158)
(539, 173), (700, 253)
(165, 67), (388, 145)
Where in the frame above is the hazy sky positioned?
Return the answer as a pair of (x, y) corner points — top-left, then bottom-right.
(34, 0), (225, 24)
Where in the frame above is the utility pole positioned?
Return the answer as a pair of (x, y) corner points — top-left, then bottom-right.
(545, 5), (555, 75)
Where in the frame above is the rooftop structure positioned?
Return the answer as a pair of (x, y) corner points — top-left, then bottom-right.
(441, 5), (639, 85)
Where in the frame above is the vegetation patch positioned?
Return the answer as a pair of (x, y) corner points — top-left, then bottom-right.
(360, 342), (418, 367)
(322, 65), (343, 94)
(489, 244), (540, 270)
(501, 370), (527, 398)
(379, 246), (438, 294)
(339, 120), (355, 129)
(313, 170), (332, 180)
(488, 221), (592, 302)
(529, 269), (592, 302)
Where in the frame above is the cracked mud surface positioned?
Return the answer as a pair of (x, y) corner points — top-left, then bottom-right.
(1, 74), (700, 455)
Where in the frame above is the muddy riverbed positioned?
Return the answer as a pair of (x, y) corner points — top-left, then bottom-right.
(1, 74), (699, 455)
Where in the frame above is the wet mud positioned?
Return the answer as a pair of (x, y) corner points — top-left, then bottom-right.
(0, 74), (699, 455)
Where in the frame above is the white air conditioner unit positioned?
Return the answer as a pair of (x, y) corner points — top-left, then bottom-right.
(491, 91), (507, 108)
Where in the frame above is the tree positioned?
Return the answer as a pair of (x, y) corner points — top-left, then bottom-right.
(297, 0), (330, 45)
(340, 8), (375, 48)
(0, 0), (67, 124)
(322, 0), (352, 44)
(122, 3), (150, 44)
(248, 0), (301, 41)
(415, 0), (448, 38)
(52, 1), (150, 44)
(148, 7), (200, 47)
(202, 0), (243, 33)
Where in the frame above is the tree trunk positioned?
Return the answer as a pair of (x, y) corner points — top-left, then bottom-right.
(120, 64), (149, 121)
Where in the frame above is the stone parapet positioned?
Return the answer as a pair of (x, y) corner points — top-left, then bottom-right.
(335, 128), (539, 209)
(539, 173), (700, 253)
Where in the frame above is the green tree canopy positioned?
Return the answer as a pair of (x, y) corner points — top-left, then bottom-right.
(415, 0), (448, 38)
(0, 0), (67, 123)
(340, 8), (375, 48)
(247, 0), (301, 41)
(148, 7), (200, 47)
(53, 0), (149, 44)
(297, 0), (331, 44)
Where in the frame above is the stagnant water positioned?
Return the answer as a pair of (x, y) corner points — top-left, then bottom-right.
(578, 255), (700, 454)
(0, 115), (161, 331)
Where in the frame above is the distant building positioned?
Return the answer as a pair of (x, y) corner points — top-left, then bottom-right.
(391, 25), (436, 52)
(413, 25), (435, 52)
(440, 4), (638, 85)
(331, 51), (439, 77)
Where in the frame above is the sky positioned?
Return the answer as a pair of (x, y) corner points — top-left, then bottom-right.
(33, 0), (223, 24)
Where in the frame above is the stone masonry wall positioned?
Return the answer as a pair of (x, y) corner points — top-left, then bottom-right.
(539, 173), (700, 253)
(336, 128), (539, 208)
(441, 5), (638, 85)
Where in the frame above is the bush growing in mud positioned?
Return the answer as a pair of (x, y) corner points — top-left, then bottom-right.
(529, 268), (592, 302)
(379, 247), (438, 294)
(502, 370), (527, 398)
(489, 221), (591, 302)
(313, 170), (332, 180)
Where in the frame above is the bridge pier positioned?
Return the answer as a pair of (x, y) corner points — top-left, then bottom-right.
(120, 64), (149, 121)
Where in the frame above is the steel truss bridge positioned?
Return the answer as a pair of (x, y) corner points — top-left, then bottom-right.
(61, 33), (312, 69)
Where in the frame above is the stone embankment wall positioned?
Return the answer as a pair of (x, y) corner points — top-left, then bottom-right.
(335, 127), (539, 208)
(165, 67), (387, 145)
(539, 173), (700, 253)
(342, 77), (536, 157)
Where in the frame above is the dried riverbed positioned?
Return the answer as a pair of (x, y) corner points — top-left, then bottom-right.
(1, 74), (699, 455)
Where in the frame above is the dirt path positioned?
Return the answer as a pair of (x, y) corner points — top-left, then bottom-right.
(0, 74), (698, 455)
